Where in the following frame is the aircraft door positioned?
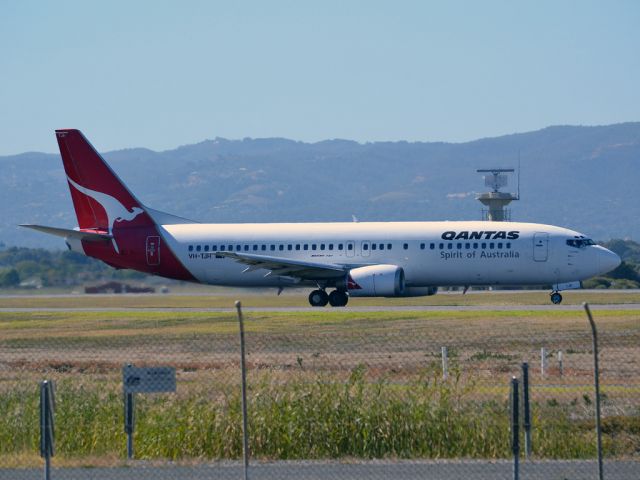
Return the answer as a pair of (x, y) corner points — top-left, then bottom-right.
(361, 241), (371, 257)
(146, 236), (161, 266)
(533, 233), (548, 262)
(346, 241), (355, 258)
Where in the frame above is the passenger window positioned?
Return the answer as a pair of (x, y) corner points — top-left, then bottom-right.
(270, 245), (276, 251)
(228, 245), (233, 251)
(279, 245), (284, 251)
(212, 245), (217, 252)
(372, 244), (377, 250)
(430, 243), (435, 250)
(188, 245), (193, 252)
(288, 244), (292, 251)
(295, 244), (301, 250)
(236, 245), (241, 251)
(420, 243), (425, 250)
(506, 243), (511, 249)
(312, 244), (317, 250)
(244, 245), (249, 251)
(304, 244), (309, 250)
(196, 245), (201, 252)
(204, 245), (209, 252)
(481, 243), (486, 249)
(447, 243), (453, 250)
(379, 244), (384, 250)
(465, 243), (470, 249)
(252, 245), (258, 251)
(490, 243), (495, 249)
(473, 243), (478, 249)
(439, 243), (444, 249)
(363, 244), (369, 251)
(457, 243), (462, 250)
(220, 245), (226, 251)
(329, 244), (334, 250)
(261, 245), (266, 251)
(348, 244), (353, 250)
(498, 243), (503, 249)
(338, 244), (343, 250)
(320, 244), (325, 250)
(387, 243), (392, 250)
(403, 243), (408, 250)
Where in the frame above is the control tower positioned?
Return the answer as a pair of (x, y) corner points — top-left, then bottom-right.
(476, 168), (519, 222)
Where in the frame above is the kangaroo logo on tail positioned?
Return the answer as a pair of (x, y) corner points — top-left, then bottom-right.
(67, 176), (144, 253)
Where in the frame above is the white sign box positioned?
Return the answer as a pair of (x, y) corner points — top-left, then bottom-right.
(123, 366), (176, 394)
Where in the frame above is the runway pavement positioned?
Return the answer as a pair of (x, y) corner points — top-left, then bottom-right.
(2, 460), (638, 480)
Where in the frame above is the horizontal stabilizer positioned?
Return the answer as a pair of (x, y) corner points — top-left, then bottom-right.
(19, 224), (113, 242)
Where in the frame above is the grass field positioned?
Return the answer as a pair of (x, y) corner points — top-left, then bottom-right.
(1, 291), (639, 466)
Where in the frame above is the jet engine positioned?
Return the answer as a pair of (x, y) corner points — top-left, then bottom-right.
(347, 264), (405, 297)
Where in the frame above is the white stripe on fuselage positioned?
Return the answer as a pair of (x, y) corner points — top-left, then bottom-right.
(157, 221), (603, 288)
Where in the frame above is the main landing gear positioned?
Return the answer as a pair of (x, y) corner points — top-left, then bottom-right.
(309, 289), (348, 307)
(550, 291), (563, 305)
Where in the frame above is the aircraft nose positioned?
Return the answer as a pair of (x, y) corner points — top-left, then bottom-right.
(598, 247), (621, 274)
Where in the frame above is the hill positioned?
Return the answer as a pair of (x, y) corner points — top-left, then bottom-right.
(2, 123), (639, 249)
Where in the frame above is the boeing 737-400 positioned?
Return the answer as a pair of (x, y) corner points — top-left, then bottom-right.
(21, 129), (621, 306)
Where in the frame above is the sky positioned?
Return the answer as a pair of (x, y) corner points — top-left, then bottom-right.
(0, 0), (639, 155)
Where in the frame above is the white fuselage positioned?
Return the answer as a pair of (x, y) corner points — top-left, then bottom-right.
(158, 220), (618, 289)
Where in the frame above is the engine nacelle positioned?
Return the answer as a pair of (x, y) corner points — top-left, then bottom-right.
(347, 264), (405, 297)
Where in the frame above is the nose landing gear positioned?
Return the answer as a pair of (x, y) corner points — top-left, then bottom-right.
(550, 291), (563, 305)
(308, 289), (349, 307)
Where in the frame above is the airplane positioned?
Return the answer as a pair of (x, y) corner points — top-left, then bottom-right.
(21, 129), (621, 307)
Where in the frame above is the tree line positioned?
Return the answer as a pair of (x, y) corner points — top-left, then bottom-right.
(0, 246), (144, 288)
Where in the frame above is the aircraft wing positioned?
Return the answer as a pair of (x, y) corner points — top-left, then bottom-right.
(19, 224), (113, 242)
(215, 251), (358, 280)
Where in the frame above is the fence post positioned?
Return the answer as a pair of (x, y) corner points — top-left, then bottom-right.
(521, 362), (531, 459)
(124, 391), (135, 459)
(441, 346), (448, 380)
(583, 303), (604, 480)
(235, 301), (250, 480)
(540, 347), (546, 378)
(123, 363), (136, 460)
(558, 350), (563, 377)
(510, 376), (520, 480)
(40, 380), (55, 480)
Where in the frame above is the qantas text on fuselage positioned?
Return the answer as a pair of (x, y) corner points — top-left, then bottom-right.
(441, 231), (520, 240)
(21, 129), (621, 307)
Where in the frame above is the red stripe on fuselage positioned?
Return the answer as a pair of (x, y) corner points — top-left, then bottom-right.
(81, 220), (196, 281)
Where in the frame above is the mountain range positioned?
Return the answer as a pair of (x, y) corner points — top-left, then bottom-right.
(2, 123), (639, 249)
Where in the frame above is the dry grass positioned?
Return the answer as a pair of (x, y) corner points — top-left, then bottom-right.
(1, 295), (639, 464)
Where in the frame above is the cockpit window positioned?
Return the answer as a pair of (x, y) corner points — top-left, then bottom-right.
(566, 238), (595, 248)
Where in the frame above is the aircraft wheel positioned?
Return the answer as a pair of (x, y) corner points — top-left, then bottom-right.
(550, 292), (563, 305)
(328, 290), (349, 307)
(309, 289), (329, 307)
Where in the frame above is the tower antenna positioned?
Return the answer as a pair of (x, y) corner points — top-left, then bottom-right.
(476, 167), (518, 221)
(517, 151), (521, 201)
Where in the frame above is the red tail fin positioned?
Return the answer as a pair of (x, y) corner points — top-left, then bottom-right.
(55, 129), (152, 232)
(53, 129), (195, 281)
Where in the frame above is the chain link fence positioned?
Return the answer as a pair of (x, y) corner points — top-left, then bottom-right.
(1, 296), (639, 479)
